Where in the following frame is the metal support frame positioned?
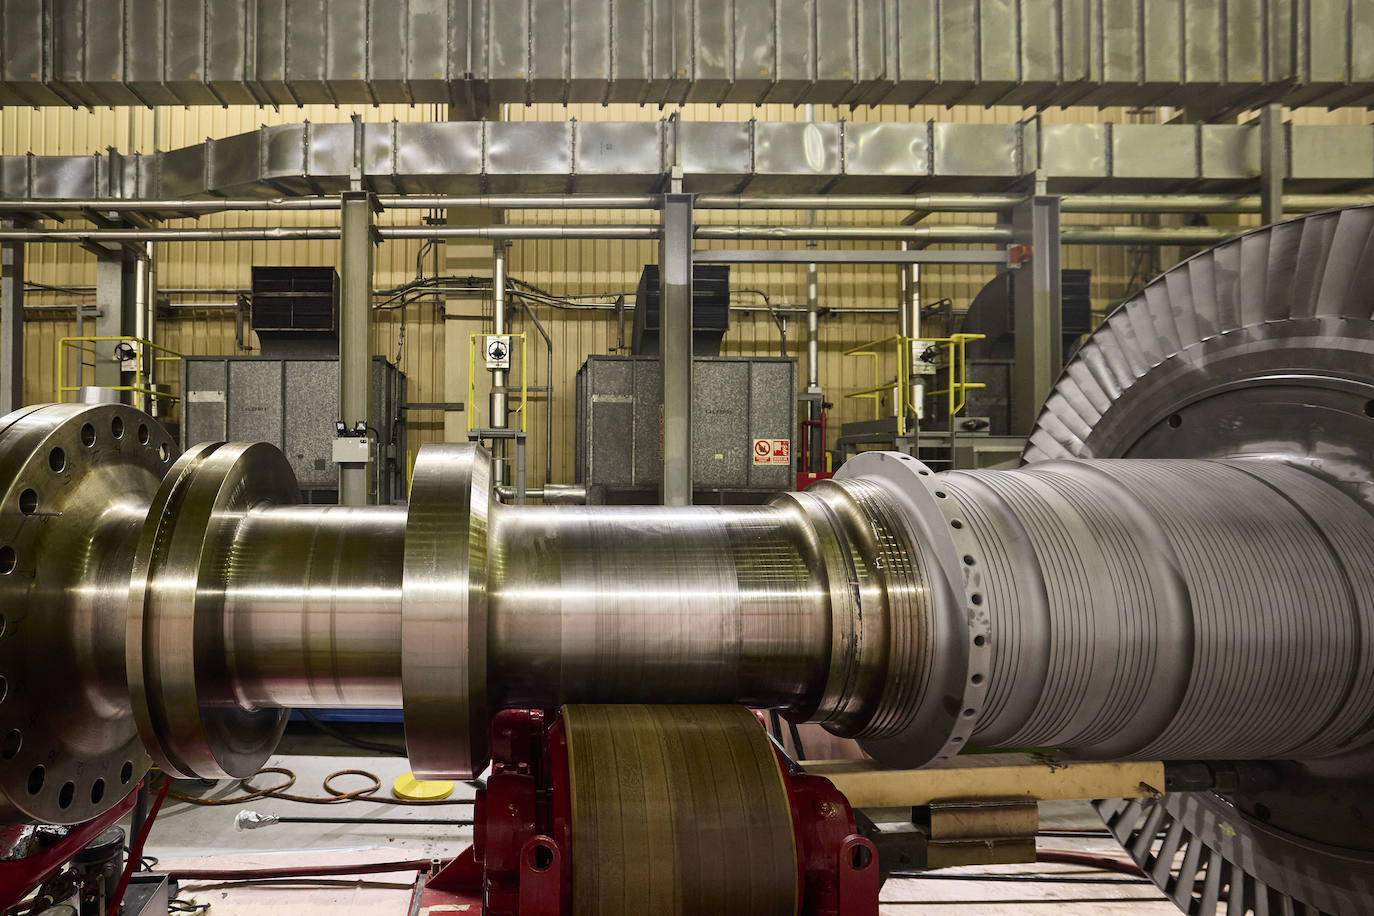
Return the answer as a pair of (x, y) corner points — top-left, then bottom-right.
(659, 194), (694, 507)
(0, 221), (21, 414)
(1260, 104), (1286, 225)
(338, 190), (377, 506)
(1009, 196), (1062, 436)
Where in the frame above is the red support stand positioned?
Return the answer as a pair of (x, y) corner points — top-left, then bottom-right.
(0, 784), (140, 912)
(414, 709), (881, 916)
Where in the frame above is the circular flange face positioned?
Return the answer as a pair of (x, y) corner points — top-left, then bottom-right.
(834, 451), (990, 768)
(0, 404), (177, 823)
(127, 441), (298, 779)
(401, 443), (491, 779)
(1026, 207), (1374, 914)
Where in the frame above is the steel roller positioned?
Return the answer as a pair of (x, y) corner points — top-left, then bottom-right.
(1, 208), (1372, 913)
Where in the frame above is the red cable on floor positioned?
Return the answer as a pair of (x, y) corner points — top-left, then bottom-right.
(166, 858), (435, 881)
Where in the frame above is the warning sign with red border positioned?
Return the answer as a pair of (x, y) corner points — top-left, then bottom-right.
(752, 438), (791, 466)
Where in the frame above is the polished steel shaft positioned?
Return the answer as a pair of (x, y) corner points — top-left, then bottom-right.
(143, 445), (1374, 774)
(222, 505), (406, 709)
(5, 402), (1374, 821)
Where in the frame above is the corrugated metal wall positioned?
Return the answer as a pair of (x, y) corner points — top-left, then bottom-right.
(6, 101), (1371, 486)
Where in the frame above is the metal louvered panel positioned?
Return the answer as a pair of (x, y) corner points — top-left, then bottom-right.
(1, 0), (1371, 111)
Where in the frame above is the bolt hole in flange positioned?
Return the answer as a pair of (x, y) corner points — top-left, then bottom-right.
(0, 546), (15, 575)
(57, 781), (74, 809)
(1167, 413), (1183, 429)
(137, 424), (149, 445)
(1, 731), (20, 760)
(119, 761), (133, 784)
(47, 447), (65, 473)
(80, 423), (95, 447)
(26, 765), (43, 795)
(18, 489), (37, 515)
(1365, 399), (1374, 418)
(90, 779), (104, 805)
(110, 416), (124, 439)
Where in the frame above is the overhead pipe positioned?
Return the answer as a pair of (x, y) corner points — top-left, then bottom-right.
(1059, 225), (1242, 245)
(694, 225), (1014, 243)
(0, 223), (1252, 246)
(380, 195), (660, 210)
(382, 225), (660, 240)
(3, 192), (1374, 218)
(697, 194), (1024, 211)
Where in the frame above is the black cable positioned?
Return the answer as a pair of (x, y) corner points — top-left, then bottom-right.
(297, 710), (408, 757)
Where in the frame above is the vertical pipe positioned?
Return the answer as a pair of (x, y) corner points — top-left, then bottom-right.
(905, 263), (920, 338)
(805, 262), (819, 391)
(804, 104), (821, 395)
(660, 193), (695, 506)
(490, 244), (508, 430)
(132, 249), (148, 411)
(489, 242), (509, 488)
(1260, 104), (1285, 225)
(1010, 196), (1062, 435)
(339, 190), (376, 506)
(0, 222), (21, 414)
(897, 242), (912, 339)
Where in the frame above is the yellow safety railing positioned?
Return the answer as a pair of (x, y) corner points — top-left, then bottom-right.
(58, 336), (183, 405)
(468, 333), (528, 433)
(843, 333), (985, 436)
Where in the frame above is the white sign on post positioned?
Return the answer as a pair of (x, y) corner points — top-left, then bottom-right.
(485, 335), (511, 370)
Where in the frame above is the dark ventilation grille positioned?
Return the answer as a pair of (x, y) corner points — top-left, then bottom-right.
(631, 264), (731, 356)
(250, 267), (340, 356)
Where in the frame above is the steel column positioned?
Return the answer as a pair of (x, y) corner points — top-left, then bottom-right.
(1260, 104), (1286, 225)
(660, 194), (694, 507)
(92, 250), (137, 395)
(1010, 197), (1062, 436)
(338, 191), (376, 506)
(0, 222), (20, 414)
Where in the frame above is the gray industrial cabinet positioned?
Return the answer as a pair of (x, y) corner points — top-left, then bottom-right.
(181, 355), (406, 504)
(575, 355), (795, 504)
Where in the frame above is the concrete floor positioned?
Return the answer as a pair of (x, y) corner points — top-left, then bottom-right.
(128, 731), (1174, 915)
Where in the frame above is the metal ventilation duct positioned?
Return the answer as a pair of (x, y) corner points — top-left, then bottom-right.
(1, 0), (1370, 110)
(8, 118), (1374, 201)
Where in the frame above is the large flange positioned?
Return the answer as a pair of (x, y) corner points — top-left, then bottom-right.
(0, 404), (177, 823)
(831, 451), (990, 768)
(1028, 207), (1374, 915)
(127, 441), (299, 780)
(401, 443), (491, 779)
